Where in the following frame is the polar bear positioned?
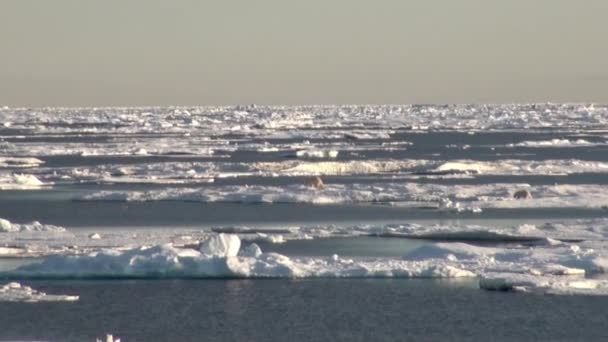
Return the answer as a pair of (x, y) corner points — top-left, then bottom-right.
(305, 176), (325, 189)
(513, 189), (532, 199)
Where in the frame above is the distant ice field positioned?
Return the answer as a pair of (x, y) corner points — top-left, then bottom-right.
(2, 104), (608, 297)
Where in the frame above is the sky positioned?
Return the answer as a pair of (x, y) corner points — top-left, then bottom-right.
(0, 0), (607, 106)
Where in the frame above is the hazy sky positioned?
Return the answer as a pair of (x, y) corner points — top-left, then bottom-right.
(1, 0), (607, 106)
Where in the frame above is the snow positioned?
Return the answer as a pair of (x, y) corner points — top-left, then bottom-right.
(199, 233), (241, 257)
(0, 282), (79, 302)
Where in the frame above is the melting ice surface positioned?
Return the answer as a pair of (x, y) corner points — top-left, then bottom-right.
(2, 104), (608, 296)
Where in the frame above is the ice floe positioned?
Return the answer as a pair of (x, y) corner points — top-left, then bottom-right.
(0, 173), (46, 190)
(480, 273), (608, 295)
(8, 231), (608, 296)
(0, 282), (78, 302)
(0, 157), (44, 168)
(0, 218), (66, 233)
(3, 222), (608, 295)
(508, 139), (603, 148)
(7, 235), (476, 279)
(77, 182), (608, 210)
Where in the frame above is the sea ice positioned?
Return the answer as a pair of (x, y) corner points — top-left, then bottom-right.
(0, 173), (46, 190)
(199, 233), (241, 257)
(0, 282), (78, 302)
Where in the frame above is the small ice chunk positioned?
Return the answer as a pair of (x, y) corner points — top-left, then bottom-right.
(199, 234), (241, 257)
(0, 247), (24, 256)
(97, 334), (121, 342)
(479, 272), (608, 295)
(0, 282), (79, 302)
(240, 243), (263, 258)
(89, 233), (102, 240)
(434, 161), (494, 174)
(0, 218), (13, 232)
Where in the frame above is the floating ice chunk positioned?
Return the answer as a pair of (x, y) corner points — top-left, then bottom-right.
(240, 243), (263, 258)
(134, 148), (148, 155)
(0, 157), (44, 168)
(434, 161), (496, 174)
(0, 218), (13, 232)
(97, 334), (121, 342)
(344, 131), (391, 140)
(254, 233), (286, 244)
(199, 233), (241, 257)
(293, 149), (339, 159)
(0, 218), (66, 233)
(0, 246), (25, 256)
(89, 233), (102, 240)
(257, 146), (279, 152)
(0, 174), (46, 190)
(0, 282), (79, 302)
(479, 273), (608, 295)
(13, 174), (44, 186)
(509, 139), (599, 148)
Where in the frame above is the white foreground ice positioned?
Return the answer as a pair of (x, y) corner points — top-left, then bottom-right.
(4, 220), (608, 294)
(9, 235), (476, 279)
(5, 231), (608, 295)
(0, 282), (78, 302)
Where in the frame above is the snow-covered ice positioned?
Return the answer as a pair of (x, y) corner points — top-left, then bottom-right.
(0, 282), (78, 302)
